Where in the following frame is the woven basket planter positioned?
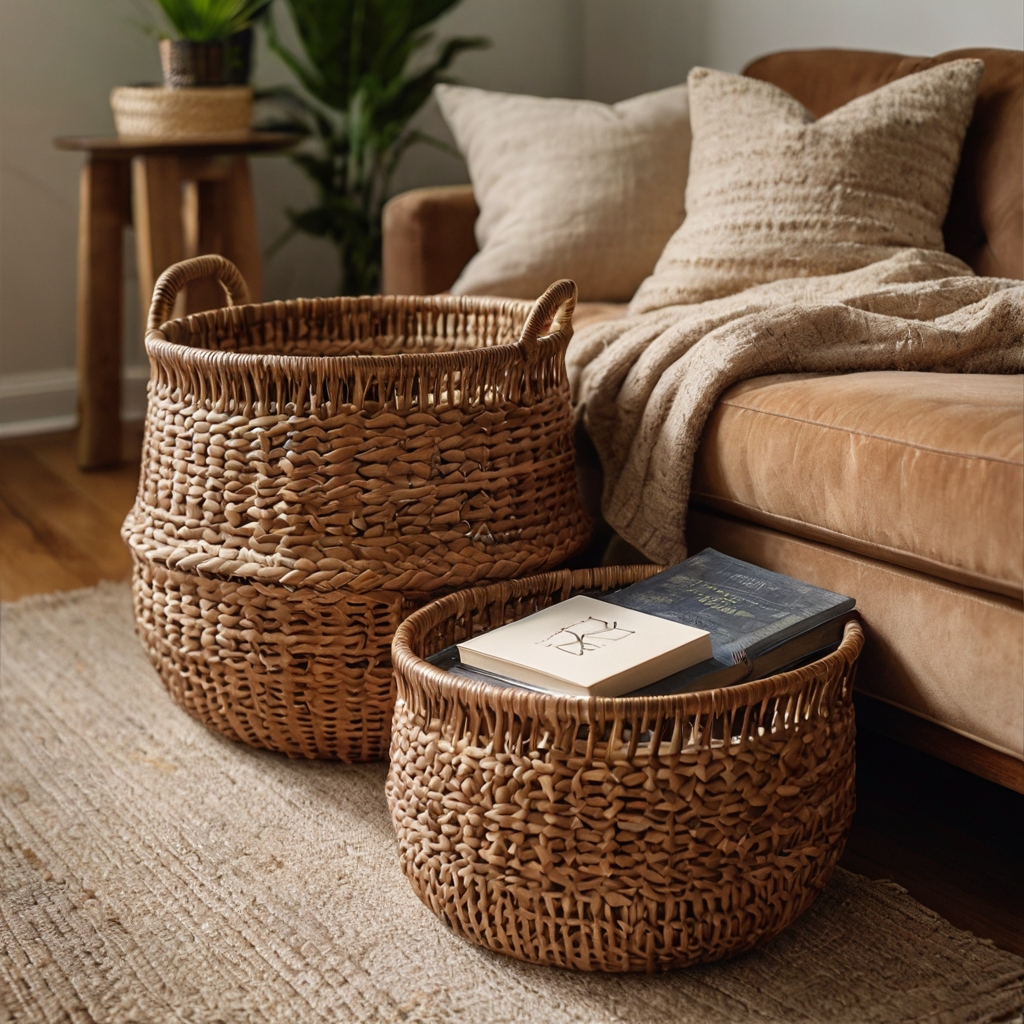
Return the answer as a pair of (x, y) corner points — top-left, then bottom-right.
(123, 255), (591, 761)
(387, 566), (863, 972)
(111, 86), (253, 139)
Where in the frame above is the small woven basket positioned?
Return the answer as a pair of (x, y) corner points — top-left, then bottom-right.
(111, 85), (252, 138)
(387, 566), (862, 972)
(124, 256), (591, 762)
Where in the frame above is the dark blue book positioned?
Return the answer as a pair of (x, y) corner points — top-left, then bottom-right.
(602, 548), (855, 666)
(625, 610), (853, 696)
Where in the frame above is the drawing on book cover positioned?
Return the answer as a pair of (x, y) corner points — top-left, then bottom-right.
(539, 617), (634, 657)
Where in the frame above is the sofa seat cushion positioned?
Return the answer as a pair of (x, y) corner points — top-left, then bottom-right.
(692, 371), (1024, 599)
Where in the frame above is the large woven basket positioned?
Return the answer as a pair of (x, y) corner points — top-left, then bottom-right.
(387, 566), (863, 972)
(123, 255), (591, 762)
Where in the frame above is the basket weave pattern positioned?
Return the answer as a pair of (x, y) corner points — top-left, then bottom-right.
(387, 567), (862, 972)
(110, 85), (253, 139)
(131, 560), (414, 761)
(125, 256), (591, 761)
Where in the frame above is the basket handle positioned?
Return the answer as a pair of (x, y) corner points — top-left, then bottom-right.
(146, 254), (251, 332)
(517, 279), (577, 349)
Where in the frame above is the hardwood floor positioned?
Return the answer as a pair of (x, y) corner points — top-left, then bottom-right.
(2, 427), (1022, 957)
(0, 427), (142, 601)
(842, 728), (1023, 956)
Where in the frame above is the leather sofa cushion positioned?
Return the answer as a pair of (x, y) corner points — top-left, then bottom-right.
(382, 186), (480, 296)
(692, 371), (1024, 600)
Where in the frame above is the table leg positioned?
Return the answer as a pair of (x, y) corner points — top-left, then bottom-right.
(75, 157), (130, 469)
(184, 156), (262, 316)
(218, 156), (262, 303)
(132, 155), (185, 331)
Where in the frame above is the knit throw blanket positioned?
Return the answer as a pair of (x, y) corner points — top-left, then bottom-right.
(566, 249), (1024, 563)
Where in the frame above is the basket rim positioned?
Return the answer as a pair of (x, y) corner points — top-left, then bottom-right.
(391, 565), (864, 718)
(145, 292), (569, 376)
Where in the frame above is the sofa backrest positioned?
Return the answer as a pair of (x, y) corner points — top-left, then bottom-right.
(744, 48), (1024, 280)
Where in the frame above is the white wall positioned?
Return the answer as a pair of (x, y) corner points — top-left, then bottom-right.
(1, 0), (1021, 435)
(582, 0), (709, 103)
(0, 0), (156, 431)
(579, 0), (1023, 103)
(701, 0), (1023, 74)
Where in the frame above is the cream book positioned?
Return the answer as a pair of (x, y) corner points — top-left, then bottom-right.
(456, 595), (713, 697)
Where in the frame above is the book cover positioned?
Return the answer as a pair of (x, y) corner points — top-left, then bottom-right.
(602, 549), (855, 665)
(455, 594), (712, 698)
(627, 608), (854, 696)
(427, 645), (552, 694)
(429, 611), (850, 699)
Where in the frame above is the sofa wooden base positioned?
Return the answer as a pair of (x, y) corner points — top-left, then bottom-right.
(854, 693), (1024, 795)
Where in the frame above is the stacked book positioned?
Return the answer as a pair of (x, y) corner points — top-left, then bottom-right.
(429, 549), (856, 697)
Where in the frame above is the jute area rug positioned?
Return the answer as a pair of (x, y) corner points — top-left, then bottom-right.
(2, 584), (1022, 1024)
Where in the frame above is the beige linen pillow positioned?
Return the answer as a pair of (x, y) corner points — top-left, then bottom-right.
(630, 60), (984, 313)
(435, 84), (690, 302)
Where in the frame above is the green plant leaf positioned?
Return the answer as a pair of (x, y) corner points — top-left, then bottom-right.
(370, 35), (488, 136)
(153, 0), (272, 41)
(268, 0), (486, 293)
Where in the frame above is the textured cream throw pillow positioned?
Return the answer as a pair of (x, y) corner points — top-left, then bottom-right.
(629, 60), (984, 313)
(435, 84), (690, 302)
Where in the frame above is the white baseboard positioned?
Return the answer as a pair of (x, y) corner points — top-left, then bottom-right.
(0, 366), (149, 439)
(0, 414), (79, 440)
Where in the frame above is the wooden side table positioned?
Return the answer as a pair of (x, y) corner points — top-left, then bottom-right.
(56, 133), (298, 468)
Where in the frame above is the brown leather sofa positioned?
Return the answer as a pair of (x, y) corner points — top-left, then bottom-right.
(381, 48), (1024, 793)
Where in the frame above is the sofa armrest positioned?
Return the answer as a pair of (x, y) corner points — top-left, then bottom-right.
(381, 185), (479, 295)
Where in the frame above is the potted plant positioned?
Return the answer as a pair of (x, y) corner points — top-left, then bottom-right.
(153, 0), (273, 87)
(264, 0), (487, 295)
(112, 0), (273, 137)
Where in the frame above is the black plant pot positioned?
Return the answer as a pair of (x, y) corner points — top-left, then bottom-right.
(159, 29), (253, 88)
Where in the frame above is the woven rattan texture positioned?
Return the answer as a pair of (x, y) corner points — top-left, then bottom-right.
(124, 256), (591, 762)
(387, 566), (863, 972)
(131, 560), (414, 760)
(110, 85), (254, 138)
